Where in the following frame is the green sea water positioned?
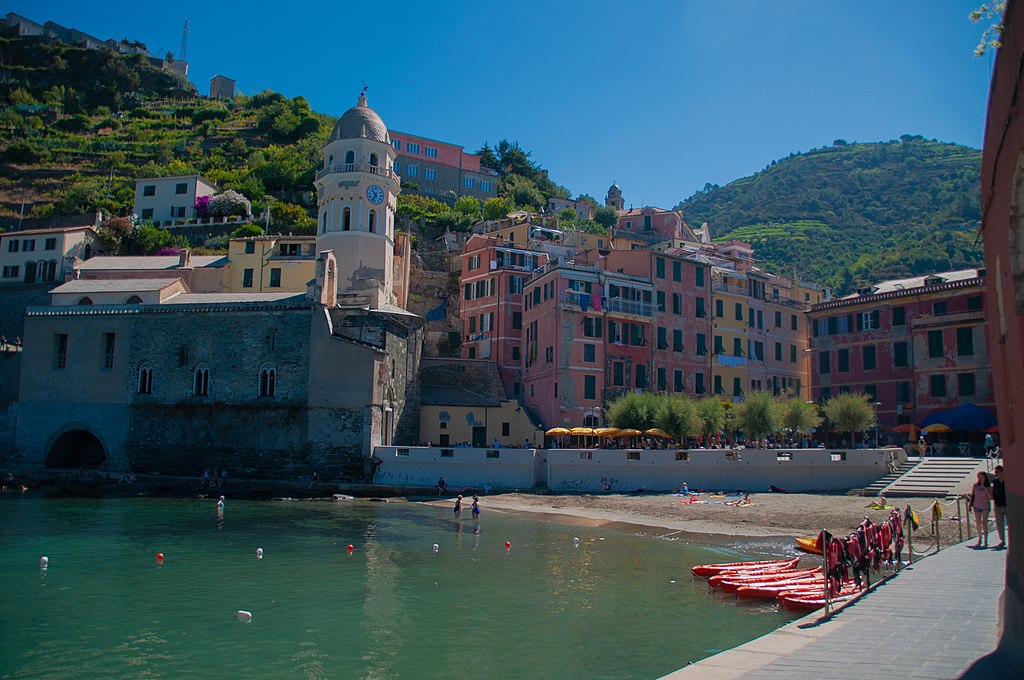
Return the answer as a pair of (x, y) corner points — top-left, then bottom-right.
(0, 495), (798, 679)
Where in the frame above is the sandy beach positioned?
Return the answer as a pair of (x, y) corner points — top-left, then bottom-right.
(434, 491), (973, 548)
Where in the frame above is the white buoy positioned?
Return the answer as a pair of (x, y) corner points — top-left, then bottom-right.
(432, 543), (439, 553)
(256, 547), (263, 558)
(236, 610), (252, 622)
(40, 556), (48, 569)
(573, 537), (580, 546)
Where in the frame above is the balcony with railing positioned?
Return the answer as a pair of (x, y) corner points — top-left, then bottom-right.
(315, 163), (398, 181)
(605, 296), (655, 318)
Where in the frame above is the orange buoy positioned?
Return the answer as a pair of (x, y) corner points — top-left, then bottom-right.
(156, 552), (164, 561)
(504, 541), (511, 550)
(347, 544), (354, 552)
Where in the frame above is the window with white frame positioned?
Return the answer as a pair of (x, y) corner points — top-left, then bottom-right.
(407, 142), (421, 154)
(193, 364), (210, 396)
(259, 363), (276, 397)
(481, 181), (492, 192)
(464, 177), (475, 189)
(138, 362), (154, 394)
(425, 146), (438, 158)
(406, 165), (419, 177)
(424, 168), (437, 180)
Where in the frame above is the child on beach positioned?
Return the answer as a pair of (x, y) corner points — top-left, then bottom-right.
(454, 495), (462, 519)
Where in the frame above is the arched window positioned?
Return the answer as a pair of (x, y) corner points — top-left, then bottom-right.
(23, 261), (36, 283)
(369, 153), (378, 167)
(125, 295), (143, 304)
(193, 363), (210, 397)
(368, 209), (376, 233)
(259, 363), (276, 397)
(78, 297), (93, 306)
(583, 414), (600, 427)
(138, 362), (153, 395)
(344, 150), (355, 165)
(342, 207), (351, 231)
(45, 260), (57, 282)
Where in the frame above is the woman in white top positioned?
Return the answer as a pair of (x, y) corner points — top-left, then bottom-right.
(968, 471), (993, 548)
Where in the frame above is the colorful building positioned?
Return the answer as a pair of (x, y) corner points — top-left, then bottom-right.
(807, 269), (991, 429)
(0, 223), (95, 285)
(459, 233), (547, 398)
(389, 131), (497, 201)
(223, 236), (316, 292)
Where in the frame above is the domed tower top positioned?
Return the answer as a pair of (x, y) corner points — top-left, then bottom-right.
(329, 92), (390, 144)
(605, 182), (624, 211)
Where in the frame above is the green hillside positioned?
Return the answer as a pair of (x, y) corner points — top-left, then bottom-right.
(675, 138), (983, 292)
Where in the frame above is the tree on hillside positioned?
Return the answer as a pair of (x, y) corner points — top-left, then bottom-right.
(483, 196), (515, 221)
(504, 174), (545, 210)
(479, 140), (534, 179)
(593, 205), (618, 228)
(823, 393), (877, 448)
(454, 196), (482, 220)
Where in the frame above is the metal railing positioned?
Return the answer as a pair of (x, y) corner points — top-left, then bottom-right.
(315, 163), (397, 181)
(605, 297), (655, 317)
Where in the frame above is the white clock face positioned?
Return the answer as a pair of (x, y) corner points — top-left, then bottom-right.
(367, 185), (385, 205)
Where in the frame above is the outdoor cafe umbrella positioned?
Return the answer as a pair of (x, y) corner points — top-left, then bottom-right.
(545, 427), (571, 436)
(891, 423), (917, 434)
(920, 403), (998, 431)
(613, 428), (643, 438)
(644, 428), (672, 438)
(595, 427), (621, 438)
(921, 423), (952, 434)
(569, 427), (595, 436)
(983, 426), (1000, 434)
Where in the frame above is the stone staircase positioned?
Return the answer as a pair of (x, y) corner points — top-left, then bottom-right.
(878, 457), (988, 498)
(856, 459), (920, 496)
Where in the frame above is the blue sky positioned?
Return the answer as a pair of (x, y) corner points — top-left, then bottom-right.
(13, 1), (994, 208)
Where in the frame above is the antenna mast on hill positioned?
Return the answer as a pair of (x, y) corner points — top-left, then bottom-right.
(180, 19), (190, 62)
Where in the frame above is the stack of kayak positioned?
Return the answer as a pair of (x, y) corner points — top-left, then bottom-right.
(690, 557), (863, 611)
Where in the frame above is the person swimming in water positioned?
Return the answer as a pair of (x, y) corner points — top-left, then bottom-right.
(454, 494), (462, 519)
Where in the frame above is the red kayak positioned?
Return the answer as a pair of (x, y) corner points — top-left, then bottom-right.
(735, 577), (825, 599)
(691, 557), (800, 578)
(718, 571), (822, 594)
(710, 566), (820, 589)
(779, 589), (861, 611)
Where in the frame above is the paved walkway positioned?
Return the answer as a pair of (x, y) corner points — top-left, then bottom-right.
(662, 532), (1018, 679)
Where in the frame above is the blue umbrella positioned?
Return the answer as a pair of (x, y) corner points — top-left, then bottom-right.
(920, 404), (997, 431)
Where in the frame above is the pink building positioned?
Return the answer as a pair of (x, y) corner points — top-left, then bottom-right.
(602, 249), (712, 395)
(808, 269), (992, 431)
(614, 206), (698, 245)
(459, 234), (547, 398)
(389, 131), (498, 200)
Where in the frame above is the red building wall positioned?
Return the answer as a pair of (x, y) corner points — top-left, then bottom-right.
(981, 0), (1024, 661)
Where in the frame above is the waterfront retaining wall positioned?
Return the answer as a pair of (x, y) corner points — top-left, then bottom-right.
(374, 446), (903, 493)
(374, 446), (538, 490)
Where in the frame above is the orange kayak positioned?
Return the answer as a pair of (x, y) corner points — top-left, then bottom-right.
(795, 536), (823, 555)
(779, 588), (861, 611)
(691, 557), (800, 578)
(716, 569), (822, 594)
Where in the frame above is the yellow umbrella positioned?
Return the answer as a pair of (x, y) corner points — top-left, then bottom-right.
(570, 427), (595, 436)
(922, 423), (952, 434)
(595, 427), (620, 437)
(545, 427), (571, 436)
(614, 428), (643, 438)
(645, 428), (671, 438)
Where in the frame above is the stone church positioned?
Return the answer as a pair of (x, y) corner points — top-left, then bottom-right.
(8, 95), (423, 480)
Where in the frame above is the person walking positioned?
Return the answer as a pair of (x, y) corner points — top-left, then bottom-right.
(969, 471), (993, 548)
(453, 494), (463, 519)
(992, 465), (1007, 550)
(471, 495), (480, 521)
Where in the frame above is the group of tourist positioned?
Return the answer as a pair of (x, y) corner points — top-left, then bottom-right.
(967, 465), (1007, 549)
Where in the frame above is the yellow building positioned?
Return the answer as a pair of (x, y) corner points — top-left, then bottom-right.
(711, 267), (751, 398)
(419, 386), (542, 447)
(222, 236), (316, 292)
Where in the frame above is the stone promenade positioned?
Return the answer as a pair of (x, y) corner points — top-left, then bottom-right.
(662, 533), (1017, 679)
